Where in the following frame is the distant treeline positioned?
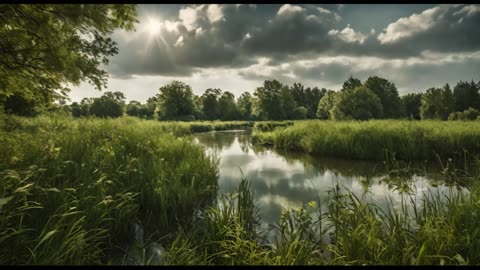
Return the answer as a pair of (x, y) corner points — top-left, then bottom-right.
(3, 76), (480, 121)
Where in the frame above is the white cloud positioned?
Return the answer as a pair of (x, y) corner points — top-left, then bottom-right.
(195, 27), (205, 36)
(317, 7), (332, 14)
(378, 5), (445, 44)
(328, 24), (368, 44)
(174, 35), (184, 47)
(277, 4), (304, 16)
(163, 20), (179, 33)
(453, 4), (480, 17)
(179, 6), (200, 31)
(207, 4), (224, 23)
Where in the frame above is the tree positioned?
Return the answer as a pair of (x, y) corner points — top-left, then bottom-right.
(237, 92), (253, 120)
(126, 100), (142, 117)
(89, 91), (125, 118)
(290, 83), (326, 118)
(144, 97), (158, 119)
(291, 83), (306, 107)
(192, 94), (205, 120)
(70, 102), (83, 117)
(201, 88), (222, 120)
(448, 107), (480, 120)
(0, 4), (138, 110)
(453, 80), (480, 112)
(364, 76), (403, 118)
(156, 81), (195, 120)
(442, 83), (455, 119)
(419, 84), (455, 120)
(80, 98), (93, 117)
(420, 88), (445, 120)
(254, 80), (286, 120)
(341, 76), (362, 92)
(401, 93), (422, 120)
(316, 90), (337, 119)
(331, 86), (383, 120)
(3, 94), (38, 116)
(292, 106), (307, 119)
(305, 87), (327, 118)
(217, 91), (240, 120)
(280, 87), (297, 120)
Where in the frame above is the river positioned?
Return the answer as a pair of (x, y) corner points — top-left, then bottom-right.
(193, 129), (467, 240)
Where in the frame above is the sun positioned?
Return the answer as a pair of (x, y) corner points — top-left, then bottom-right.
(145, 17), (162, 36)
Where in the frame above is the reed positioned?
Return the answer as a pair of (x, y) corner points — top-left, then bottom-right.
(0, 115), (218, 264)
(252, 120), (480, 161)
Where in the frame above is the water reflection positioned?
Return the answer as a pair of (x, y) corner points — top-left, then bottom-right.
(193, 130), (468, 228)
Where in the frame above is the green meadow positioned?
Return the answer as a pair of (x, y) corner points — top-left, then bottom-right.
(252, 120), (480, 162)
(3, 3), (480, 266)
(1, 115), (480, 265)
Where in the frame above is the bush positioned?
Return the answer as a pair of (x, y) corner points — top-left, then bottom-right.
(448, 108), (479, 121)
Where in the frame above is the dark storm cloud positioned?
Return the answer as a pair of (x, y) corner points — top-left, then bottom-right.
(107, 4), (345, 77)
(108, 4), (262, 77)
(377, 5), (480, 53)
(241, 4), (338, 56)
(103, 3), (480, 94)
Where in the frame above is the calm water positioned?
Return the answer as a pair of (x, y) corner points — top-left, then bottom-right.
(123, 129), (469, 264)
(193, 129), (467, 229)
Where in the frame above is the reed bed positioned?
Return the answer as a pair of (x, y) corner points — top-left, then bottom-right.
(252, 120), (480, 161)
(0, 115), (218, 264)
(2, 114), (480, 265)
(165, 178), (480, 265)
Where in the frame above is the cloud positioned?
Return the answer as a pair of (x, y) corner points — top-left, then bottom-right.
(377, 4), (480, 53)
(328, 24), (369, 44)
(91, 3), (480, 98)
(178, 5), (202, 31)
(277, 4), (304, 16)
(378, 5), (445, 44)
(236, 50), (480, 93)
(242, 4), (342, 56)
(207, 4), (224, 23)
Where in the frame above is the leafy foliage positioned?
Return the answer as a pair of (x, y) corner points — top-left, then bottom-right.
(89, 91), (125, 118)
(401, 93), (422, 120)
(157, 81), (195, 120)
(331, 86), (383, 120)
(0, 4), (138, 109)
(364, 76), (403, 118)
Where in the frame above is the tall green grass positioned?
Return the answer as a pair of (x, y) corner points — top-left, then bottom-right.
(165, 177), (480, 265)
(252, 120), (480, 161)
(3, 114), (480, 265)
(0, 115), (218, 264)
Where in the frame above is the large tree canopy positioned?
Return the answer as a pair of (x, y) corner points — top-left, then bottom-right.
(316, 90), (337, 119)
(453, 81), (480, 112)
(89, 91), (125, 118)
(420, 84), (455, 120)
(156, 81), (195, 120)
(254, 80), (286, 120)
(331, 86), (383, 120)
(364, 76), (403, 118)
(0, 4), (138, 108)
(401, 93), (422, 120)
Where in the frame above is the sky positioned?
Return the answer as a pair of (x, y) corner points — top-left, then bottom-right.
(69, 4), (480, 103)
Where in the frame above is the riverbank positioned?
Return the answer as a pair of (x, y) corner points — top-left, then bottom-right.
(164, 178), (480, 265)
(0, 115), (218, 264)
(251, 120), (480, 162)
(1, 115), (480, 265)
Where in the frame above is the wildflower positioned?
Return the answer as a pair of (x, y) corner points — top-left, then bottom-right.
(308, 201), (317, 208)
